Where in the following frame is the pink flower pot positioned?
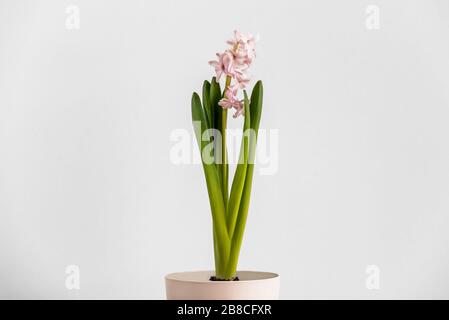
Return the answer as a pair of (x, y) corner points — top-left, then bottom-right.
(165, 271), (280, 300)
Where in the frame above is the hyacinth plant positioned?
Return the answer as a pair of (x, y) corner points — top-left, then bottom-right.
(191, 31), (263, 280)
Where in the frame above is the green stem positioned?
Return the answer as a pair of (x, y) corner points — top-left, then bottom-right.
(224, 163), (255, 278)
(222, 76), (231, 211)
(226, 92), (250, 240)
(223, 81), (263, 279)
(191, 93), (230, 272)
(213, 228), (224, 278)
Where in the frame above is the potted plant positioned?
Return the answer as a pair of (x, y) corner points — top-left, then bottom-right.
(165, 31), (279, 300)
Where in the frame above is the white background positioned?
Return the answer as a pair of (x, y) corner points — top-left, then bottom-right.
(1, 0), (449, 299)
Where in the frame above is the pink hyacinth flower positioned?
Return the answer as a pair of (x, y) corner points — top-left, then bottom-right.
(219, 87), (243, 118)
(227, 30), (258, 65)
(209, 30), (258, 117)
(231, 70), (251, 91)
(208, 51), (234, 81)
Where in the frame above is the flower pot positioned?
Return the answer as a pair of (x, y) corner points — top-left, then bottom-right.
(165, 271), (280, 300)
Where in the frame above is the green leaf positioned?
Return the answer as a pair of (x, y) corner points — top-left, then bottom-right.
(191, 92), (230, 269)
(209, 77), (223, 185)
(223, 81), (263, 279)
(226, 91), (251, 239)
(202, 80), (211, 128)
(250, 81), (263, 132)
(210, 77), (221, 131)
